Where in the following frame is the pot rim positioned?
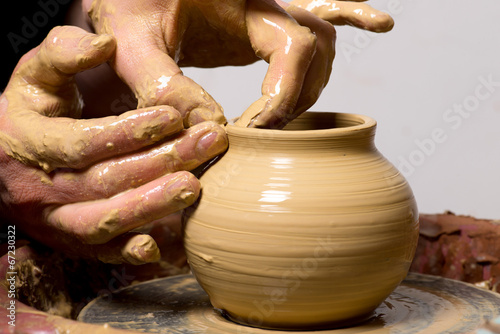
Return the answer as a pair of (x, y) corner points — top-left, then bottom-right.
(227, 111), (377, 139)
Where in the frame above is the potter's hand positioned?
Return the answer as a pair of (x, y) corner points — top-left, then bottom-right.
(81, 0), (392, 129)
(0, 26), (228, 264)
(238, 0), (394, 128)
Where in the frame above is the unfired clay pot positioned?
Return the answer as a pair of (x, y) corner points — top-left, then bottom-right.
(184, 112), (419, 329)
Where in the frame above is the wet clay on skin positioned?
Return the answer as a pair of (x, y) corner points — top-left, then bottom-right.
(0, 31), (180, 173)
(290, 0), (394, 32)
(184, 112), (419, 329)
(0, 103), (178, 174)
(235, 1), (393, 129)
(95, 234), (161, 265)
(235, 2), (317, 129)
(87, 0), (227, 128)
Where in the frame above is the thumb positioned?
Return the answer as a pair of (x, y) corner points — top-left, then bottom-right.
(12, 25), (116, 89)
(7, 26), (116, 116)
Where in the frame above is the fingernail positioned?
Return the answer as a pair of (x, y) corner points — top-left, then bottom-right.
(168, 172), (200, 207)
(196, 127), (228, 159)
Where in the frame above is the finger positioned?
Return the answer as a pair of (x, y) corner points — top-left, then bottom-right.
(5, 105), (184, 172)
(122, 47), (226, 128)
(136, 64), (227, 128)
(283, 4), (336, 120)
(289, 0), (394, 32)
(45, 171), (200, 245)
(236, 0), (317, 129)
(92, 233), (161, 265)
(52, 121), (228, 201)
(9, 25), (115, 111)
(87, 5), (226, 127)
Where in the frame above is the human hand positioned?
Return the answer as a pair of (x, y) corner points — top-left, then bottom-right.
(82, 0), (392, 129)
(238, 0), (394, 128)
(0, 25), (228, 264)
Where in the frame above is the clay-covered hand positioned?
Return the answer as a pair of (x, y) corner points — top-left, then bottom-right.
(81, 0), (392, 129)
(0, 26), (228, 265)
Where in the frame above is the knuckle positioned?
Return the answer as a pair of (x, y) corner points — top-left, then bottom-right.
(293, 26), (318, 52)
(163, 148), (186, 172)
(62, 142), (87, 168)
(86, 165), (113, 198)
(316, 20), (336, 41)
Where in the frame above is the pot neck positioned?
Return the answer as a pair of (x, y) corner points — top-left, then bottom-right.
(226, 112), (377, 151)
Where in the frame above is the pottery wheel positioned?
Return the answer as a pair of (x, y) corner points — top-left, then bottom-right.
(78, 273), (500, 334)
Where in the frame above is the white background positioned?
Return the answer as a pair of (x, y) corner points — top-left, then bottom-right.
(184, 0), (500, 220)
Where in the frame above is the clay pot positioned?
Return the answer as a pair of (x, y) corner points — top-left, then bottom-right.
(183, 112), (419, 329)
